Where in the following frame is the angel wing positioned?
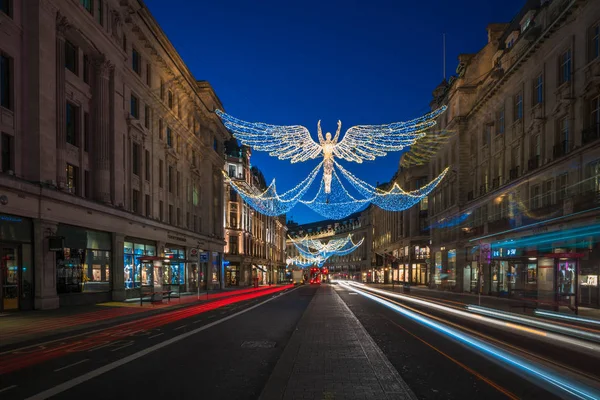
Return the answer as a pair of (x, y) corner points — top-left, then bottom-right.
(333, 105), (447, 163)
(215, 110), (322, 164)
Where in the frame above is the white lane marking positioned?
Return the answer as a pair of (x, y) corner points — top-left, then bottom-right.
(148, 333), (164, 339)
(173, 325), (188, 331)
(54, 359), (89, 372)
(192, 319), (204, 324)
(0, 385), (17, 393)
(110, 343), (133, 352)
(25, 286), (301, 400)
(348, 293), (358, 295)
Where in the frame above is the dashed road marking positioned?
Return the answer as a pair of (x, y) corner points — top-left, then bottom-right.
(0, 385), (17, 393)
(54, 359), (89, 372)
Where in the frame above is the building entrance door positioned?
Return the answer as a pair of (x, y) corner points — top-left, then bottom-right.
(1, 245), (19, 311)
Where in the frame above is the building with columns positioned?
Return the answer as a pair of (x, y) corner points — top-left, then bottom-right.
(0, 0), (229, 311)
(223, 140), (288, 286)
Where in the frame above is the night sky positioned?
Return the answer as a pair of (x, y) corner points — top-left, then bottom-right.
(144, 0), (525, 224)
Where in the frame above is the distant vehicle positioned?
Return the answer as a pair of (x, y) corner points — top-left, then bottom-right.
(309, 267), (321, 285)
(292, 270), (304, 285)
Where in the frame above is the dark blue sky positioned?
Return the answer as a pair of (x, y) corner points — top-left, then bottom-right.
(145, 0), (525, 224)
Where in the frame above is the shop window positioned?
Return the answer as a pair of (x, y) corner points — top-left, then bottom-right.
(66, 163), (79, 194)
(65, 41), (78, 75)
(1, 132), (13, 173)
(124, 241), (156, 289)
(164, 248), (185, 285)
(0, 53), (10, 110)
(66, 102), (79, 146)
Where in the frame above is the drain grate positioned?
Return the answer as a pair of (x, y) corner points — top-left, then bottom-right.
(241, 340), (277, 349)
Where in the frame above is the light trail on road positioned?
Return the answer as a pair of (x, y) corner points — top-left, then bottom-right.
(339, 282), (600, 400)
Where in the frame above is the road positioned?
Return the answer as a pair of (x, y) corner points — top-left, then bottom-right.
(1, 282), (599, 400)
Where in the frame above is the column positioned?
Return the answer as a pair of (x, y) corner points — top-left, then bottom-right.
(55, 14), (69, 189)
(92, 55), (113, 203)
(33, 220), (60, 310)
(112, 233), (125, 301)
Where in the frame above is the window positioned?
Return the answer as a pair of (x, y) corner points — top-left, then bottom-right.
(80, 0), (92, 14)
(84, 170), (90, 198)
(193, 184), (199, 206)
(531, 185), (541, 209)
(543, 180), (553, 207)
(160, 79), (165, 100)
(590, 24), (599, 62)
(132, 143), (140, 176)
(66, 102), (79, 146)
(229, 190), (237, 202)
(177, 171), (181, 196)
(167, 90), (173, 109)
(482, 124), (491, 146)
(159, 200), (164, 221)
(213, 137), (218, 152)
(497, 107), (505, 134)
(1, 0), (11, 17)
(168, 165), (174, 193)
(146, 64), (152, 86)
(1, 133), (13, 172)
(228, 165), (236, 177)
(557, 173), (568, 201)
(592, 96), (600, 129)
(559, 49), (571, 85)
(145, 149), (150, 181)
(132, 189), (139, 213)
(166, 126), (172, 147)
(83, 112), (89, 152)
(144, 105), (151, 128)
(130, 93), (139, 119)
(229, 235), (238, 255)
(534, 74), (543, 105)
(66, 163), (79, 194)
(145, 194), (151, 217)
(96, 0), (103, 26)
(83, 54), (90, 84)
(186, 211), (190, 228)
(159, 159), (164, 188)
(586, 160), (600, 193)
(192, 150), (197, 167)
(0, 54), (10, 109)
(122, 34), (127, 52)
(132, 48), (141, 75)
(177, 207), (182, 226)
(514, 92), (523, 121)
(559, 117), (569, 150)
(193, 215), (198, 232)
(65, 41), (78, 74)
(159, 118), (164, 140)
(521, 17), (531, 33)
(168, 204), (174, 224)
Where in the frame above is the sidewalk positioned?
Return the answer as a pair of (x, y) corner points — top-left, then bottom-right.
(0, 285), (276, 348)
(366, 283), (600, 321)
(259, 285), (415, 400)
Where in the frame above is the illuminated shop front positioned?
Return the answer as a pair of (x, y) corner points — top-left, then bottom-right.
(225, 261), (239, 286)
(164, 246), (186, 287)
(123, 239), (156, 292)
(0, 214), (33, 312)
(55, 224), (112, 297)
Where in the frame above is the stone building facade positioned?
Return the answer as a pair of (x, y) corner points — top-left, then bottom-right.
(223, 140), (287, 286)
(423, 0), (600, 310)
(0, 0), (228, 310)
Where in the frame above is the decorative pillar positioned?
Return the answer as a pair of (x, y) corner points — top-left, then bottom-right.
(112, 233), (125, 301)
(55, 13), (69, 189)
(92, 55), (113, 203)
(33, 220), (60, 310)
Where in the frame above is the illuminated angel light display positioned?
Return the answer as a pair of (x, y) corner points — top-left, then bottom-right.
(217, 107), (449, 219)
(288, 234), (364, 267)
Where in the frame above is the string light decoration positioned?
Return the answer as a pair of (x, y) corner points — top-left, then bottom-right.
(289, 234), (364, 265)
(216, 106), (446, 194)
(400, 129), (455, 168)
(300, 169), (371, 220)
(223, 161), (323, 216)
(218, 107), (450, 218)
(334, 160), (449, 211)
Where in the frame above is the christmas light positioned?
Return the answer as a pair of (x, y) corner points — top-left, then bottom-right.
(288, 234), (364, 266)
(216, 106), (447, 194)
(400, 129), (454, 168)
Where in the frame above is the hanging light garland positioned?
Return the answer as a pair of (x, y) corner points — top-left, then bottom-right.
(219, 107), (449, 218)
(288, 234), (364, 266)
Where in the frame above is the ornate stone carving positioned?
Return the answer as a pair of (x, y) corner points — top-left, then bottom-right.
(92, 55), (114, 79)
(56, 12), (71, 37)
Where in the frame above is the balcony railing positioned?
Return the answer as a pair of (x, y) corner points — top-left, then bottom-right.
(509, 166), (519, 180)
(553, 140), (569, 159)
(582, 124), (600, 146)
(492, 177), (500, 189)
(528, 156), (539, 171)
(479, 184), (488, 196)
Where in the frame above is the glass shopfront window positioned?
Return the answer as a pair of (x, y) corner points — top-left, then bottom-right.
(434, 251), (442, 285)
(447, 249), (457, 288)
(164, 247), (185, 285)
(124, 241), (156, 289)
(56, 225), (111, 294)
